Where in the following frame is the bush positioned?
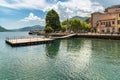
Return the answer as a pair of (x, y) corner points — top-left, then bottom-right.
(61, 25), (67, 32)
(44, 26), (53, 33)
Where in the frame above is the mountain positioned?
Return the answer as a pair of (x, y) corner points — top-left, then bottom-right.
(71, 16), (89, 20)
(84, 17), (91, 24)
(12, 25), (44, 31)
(0, 26), (7, 32)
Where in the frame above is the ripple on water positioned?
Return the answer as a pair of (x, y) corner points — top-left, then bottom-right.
(0, 32), (120, 80)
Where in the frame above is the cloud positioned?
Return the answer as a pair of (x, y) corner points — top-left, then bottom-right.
(0, 0), (104, 21)
(20, 12), (45, 26)
(20, 13), (40, 21)
(90, 0), (120, 8)
(0, 0), (49, 9)
(44, 0), (104, 21)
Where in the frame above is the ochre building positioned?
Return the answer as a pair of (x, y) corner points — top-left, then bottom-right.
(91, 5), (120, 33)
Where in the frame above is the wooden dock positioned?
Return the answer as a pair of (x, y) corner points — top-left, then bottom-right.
(6, 38), (54, 47)
(53, 34), (76, 40)
(6, 33), (120, 47)
(5, 34), (76, 47)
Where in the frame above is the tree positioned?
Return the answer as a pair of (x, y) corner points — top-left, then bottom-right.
(61, 18), (92, 33)
(44, 26), (53, 33)
(45, 9), (61, 32)
(61, 25), (67, 32)
(84, 17), (90, 24)
(70, 19), (81, 32)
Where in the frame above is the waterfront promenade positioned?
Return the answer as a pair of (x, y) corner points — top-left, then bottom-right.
(5, 33), (120, 47)
(76, 33), (120, 40)
(5, 34), (76, 47)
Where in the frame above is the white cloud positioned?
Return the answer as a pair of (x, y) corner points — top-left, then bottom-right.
(44, 0), (104, 21)
(21, 13), (39, 21)
(20, 12), (45, 26)
(0, 0), (104, 21)
(0, 0), (50, 9)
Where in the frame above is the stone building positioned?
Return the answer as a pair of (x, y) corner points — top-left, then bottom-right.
(91, 5), (120, 33)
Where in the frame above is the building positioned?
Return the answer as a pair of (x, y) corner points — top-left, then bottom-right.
(91, 5), (120, 33)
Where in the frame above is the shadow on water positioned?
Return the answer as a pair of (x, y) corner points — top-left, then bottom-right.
(45, 40), (60, 58)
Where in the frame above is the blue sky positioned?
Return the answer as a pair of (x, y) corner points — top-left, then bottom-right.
(0, 0), (120, 29)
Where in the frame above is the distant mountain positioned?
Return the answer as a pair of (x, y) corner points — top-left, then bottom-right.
(84, 17), (91, 24)
(0, 26), (7, 32)
(12, 25), (44, 31)
(71, 16), (89, 20)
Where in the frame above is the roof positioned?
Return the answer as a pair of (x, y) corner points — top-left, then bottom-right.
(106, 5), (120, 10)
(91, 12), (103, 15)
(105, 5), (120, 12)
(99, 15), (116, 21)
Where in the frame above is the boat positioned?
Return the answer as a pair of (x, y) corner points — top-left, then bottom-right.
(28, 30), (39, 35)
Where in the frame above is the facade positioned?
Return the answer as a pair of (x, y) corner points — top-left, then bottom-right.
(91, 5), (120, 33)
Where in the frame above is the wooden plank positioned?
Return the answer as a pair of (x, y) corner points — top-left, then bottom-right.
(6, 38), (54, 47)
(5, 34), (77, 47)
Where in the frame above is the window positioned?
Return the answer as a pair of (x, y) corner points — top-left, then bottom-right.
(109, 22), (111, 26)
(106, 22), (111, 27)
(104, 22), (105, 25)
(101, 22), (105, 25)
(119, 14), (120, 17)
(117, 20), (120, 24)
(112, 21), (115, 24)
(106, 22), (108, 27)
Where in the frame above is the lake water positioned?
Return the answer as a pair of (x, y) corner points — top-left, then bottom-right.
(0, 32), (120, 80)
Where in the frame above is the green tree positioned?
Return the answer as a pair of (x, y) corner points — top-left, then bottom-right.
(45, 9), (61, 32)
(44, 26), (53, 33)
(61, 18), (92, 33)
(70, 19), (81, 32)
(61, 25), (67, 32)
(84, 17), (90, 24)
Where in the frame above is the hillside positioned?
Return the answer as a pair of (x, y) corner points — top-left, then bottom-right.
(12, 25), (44, 31)
(0, 26), (7, 32)
(71, 16), (89, 20)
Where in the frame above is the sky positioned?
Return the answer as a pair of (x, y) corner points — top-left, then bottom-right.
(0, 0), (120, 29)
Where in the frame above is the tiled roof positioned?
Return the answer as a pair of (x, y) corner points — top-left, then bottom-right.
(91, 12), (103, 15)
(106, 5), (120, 10)
(99, 15), (116, 21)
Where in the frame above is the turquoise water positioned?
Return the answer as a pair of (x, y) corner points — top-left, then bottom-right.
(0, 32), (120, 80)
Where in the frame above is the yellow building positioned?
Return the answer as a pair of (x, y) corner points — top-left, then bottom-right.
(91, 5), (120, 33)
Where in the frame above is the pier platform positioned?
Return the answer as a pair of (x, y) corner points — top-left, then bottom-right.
(7, 33), (120, 47)
(5, 34), (76, 47)
(6, 38), (54, 47)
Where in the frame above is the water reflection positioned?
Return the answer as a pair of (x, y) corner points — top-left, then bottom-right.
(91, 39), (120, 64)
(68, 39), (92, 71)
(57, 38), (92, 79)
(1, 32), (120, 80)
(45, 40), (60, 58)
(66, 38), (83, 52)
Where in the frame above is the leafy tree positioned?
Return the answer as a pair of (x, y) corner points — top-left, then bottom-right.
(44, 26), (53, 33)
(70, 19), (81, 32)
(45, 9), (61, 32)
(61, 18), (92, 33)
(62, 20), (67, 25)
(61, 25), (67, 32)
(84, 17), (90, 24)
